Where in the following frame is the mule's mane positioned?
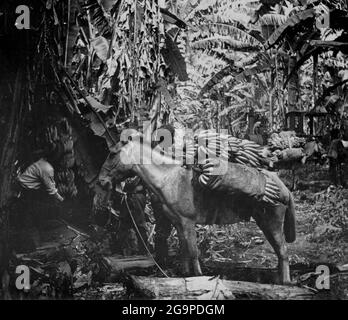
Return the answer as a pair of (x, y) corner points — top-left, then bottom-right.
(128, 139), (181, 166)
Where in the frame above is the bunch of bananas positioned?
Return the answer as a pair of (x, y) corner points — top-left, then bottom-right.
(44, 119), (74, 166)
(194, 130), (264, 169)
(43, 118), (77, 198)
(197, 156), (281, 205)
(268, 131), (306, 151)
(56, 169), (78, 198)
(190, 131), (281, 205)
(262, 176), (281, 205)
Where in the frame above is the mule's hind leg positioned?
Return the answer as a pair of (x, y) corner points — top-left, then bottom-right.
(153, 204), (172, 265)
(253, 205), (291, 284)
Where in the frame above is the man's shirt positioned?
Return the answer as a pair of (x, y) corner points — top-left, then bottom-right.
(17, 158), (58, 195)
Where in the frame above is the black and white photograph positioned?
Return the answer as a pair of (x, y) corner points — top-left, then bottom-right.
(0, 0), (347, 304)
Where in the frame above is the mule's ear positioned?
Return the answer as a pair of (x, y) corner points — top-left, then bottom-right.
(106, 180), (112, 190)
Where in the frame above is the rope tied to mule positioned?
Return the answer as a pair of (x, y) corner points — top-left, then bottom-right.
(120, 191), (169, 278)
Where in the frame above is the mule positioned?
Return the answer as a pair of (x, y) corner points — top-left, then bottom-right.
(95, 138), (296, 284)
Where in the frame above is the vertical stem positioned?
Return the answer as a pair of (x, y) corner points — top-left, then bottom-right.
(312, 52), (318, 111)
(86, 2), (94, 84)
(270, 92), (274, 131)
(288, 54), (299, 112)
(133, 0), (138, 115)
(64, 0), (71, 69)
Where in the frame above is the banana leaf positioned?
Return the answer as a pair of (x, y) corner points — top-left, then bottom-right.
(161, 35), (188, 81)
(264, 9), (316, 49)
(91, 36), (109, 62)
(199, 65), (243, 97)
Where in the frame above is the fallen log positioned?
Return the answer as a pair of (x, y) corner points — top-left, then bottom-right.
(128, 276), (315, 300)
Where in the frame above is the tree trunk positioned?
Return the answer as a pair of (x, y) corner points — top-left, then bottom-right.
(0, 68), (25, 299)
(0, 69), (24, 208)
(312, 53), (318, 111)
(288, 55), (300, 112)
(269, 92), (274, 131)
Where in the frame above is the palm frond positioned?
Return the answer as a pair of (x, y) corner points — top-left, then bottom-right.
(199, 64), (243, 97)
(258, 13), (287, 26)
(191, 36), (261, 52)
(236, 63), (272, 81)
(199, 23), (263, 47)
(209, 49), (236, 65)
(81, 0), (112, 37)
(205, 11), (252, 28)
(234, 51), (273, 80)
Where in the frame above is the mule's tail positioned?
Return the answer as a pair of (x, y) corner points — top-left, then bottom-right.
(284, 191), (296, 243)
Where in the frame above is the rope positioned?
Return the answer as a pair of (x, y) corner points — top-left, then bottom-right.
(122, 193), (169, 278)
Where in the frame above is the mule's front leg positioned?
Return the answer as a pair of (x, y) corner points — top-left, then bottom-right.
(183, 220), (202, 276)
(175, 224), (190, 275)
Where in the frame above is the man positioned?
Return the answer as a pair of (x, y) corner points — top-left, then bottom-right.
(17, 157), (64, 203)
(15, 155), (64, 249)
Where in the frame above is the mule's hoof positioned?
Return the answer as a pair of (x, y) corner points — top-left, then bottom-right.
(277, 277), (293, 285)
(281, 279), (296, 286)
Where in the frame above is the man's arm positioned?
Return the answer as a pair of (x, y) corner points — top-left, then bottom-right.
(52, 192), (64, 202)
(40, 164), (64, 202)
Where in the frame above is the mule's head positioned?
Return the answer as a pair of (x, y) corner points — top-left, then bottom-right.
(93, 138), (137, 212)
(99, 141), (137, 190)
